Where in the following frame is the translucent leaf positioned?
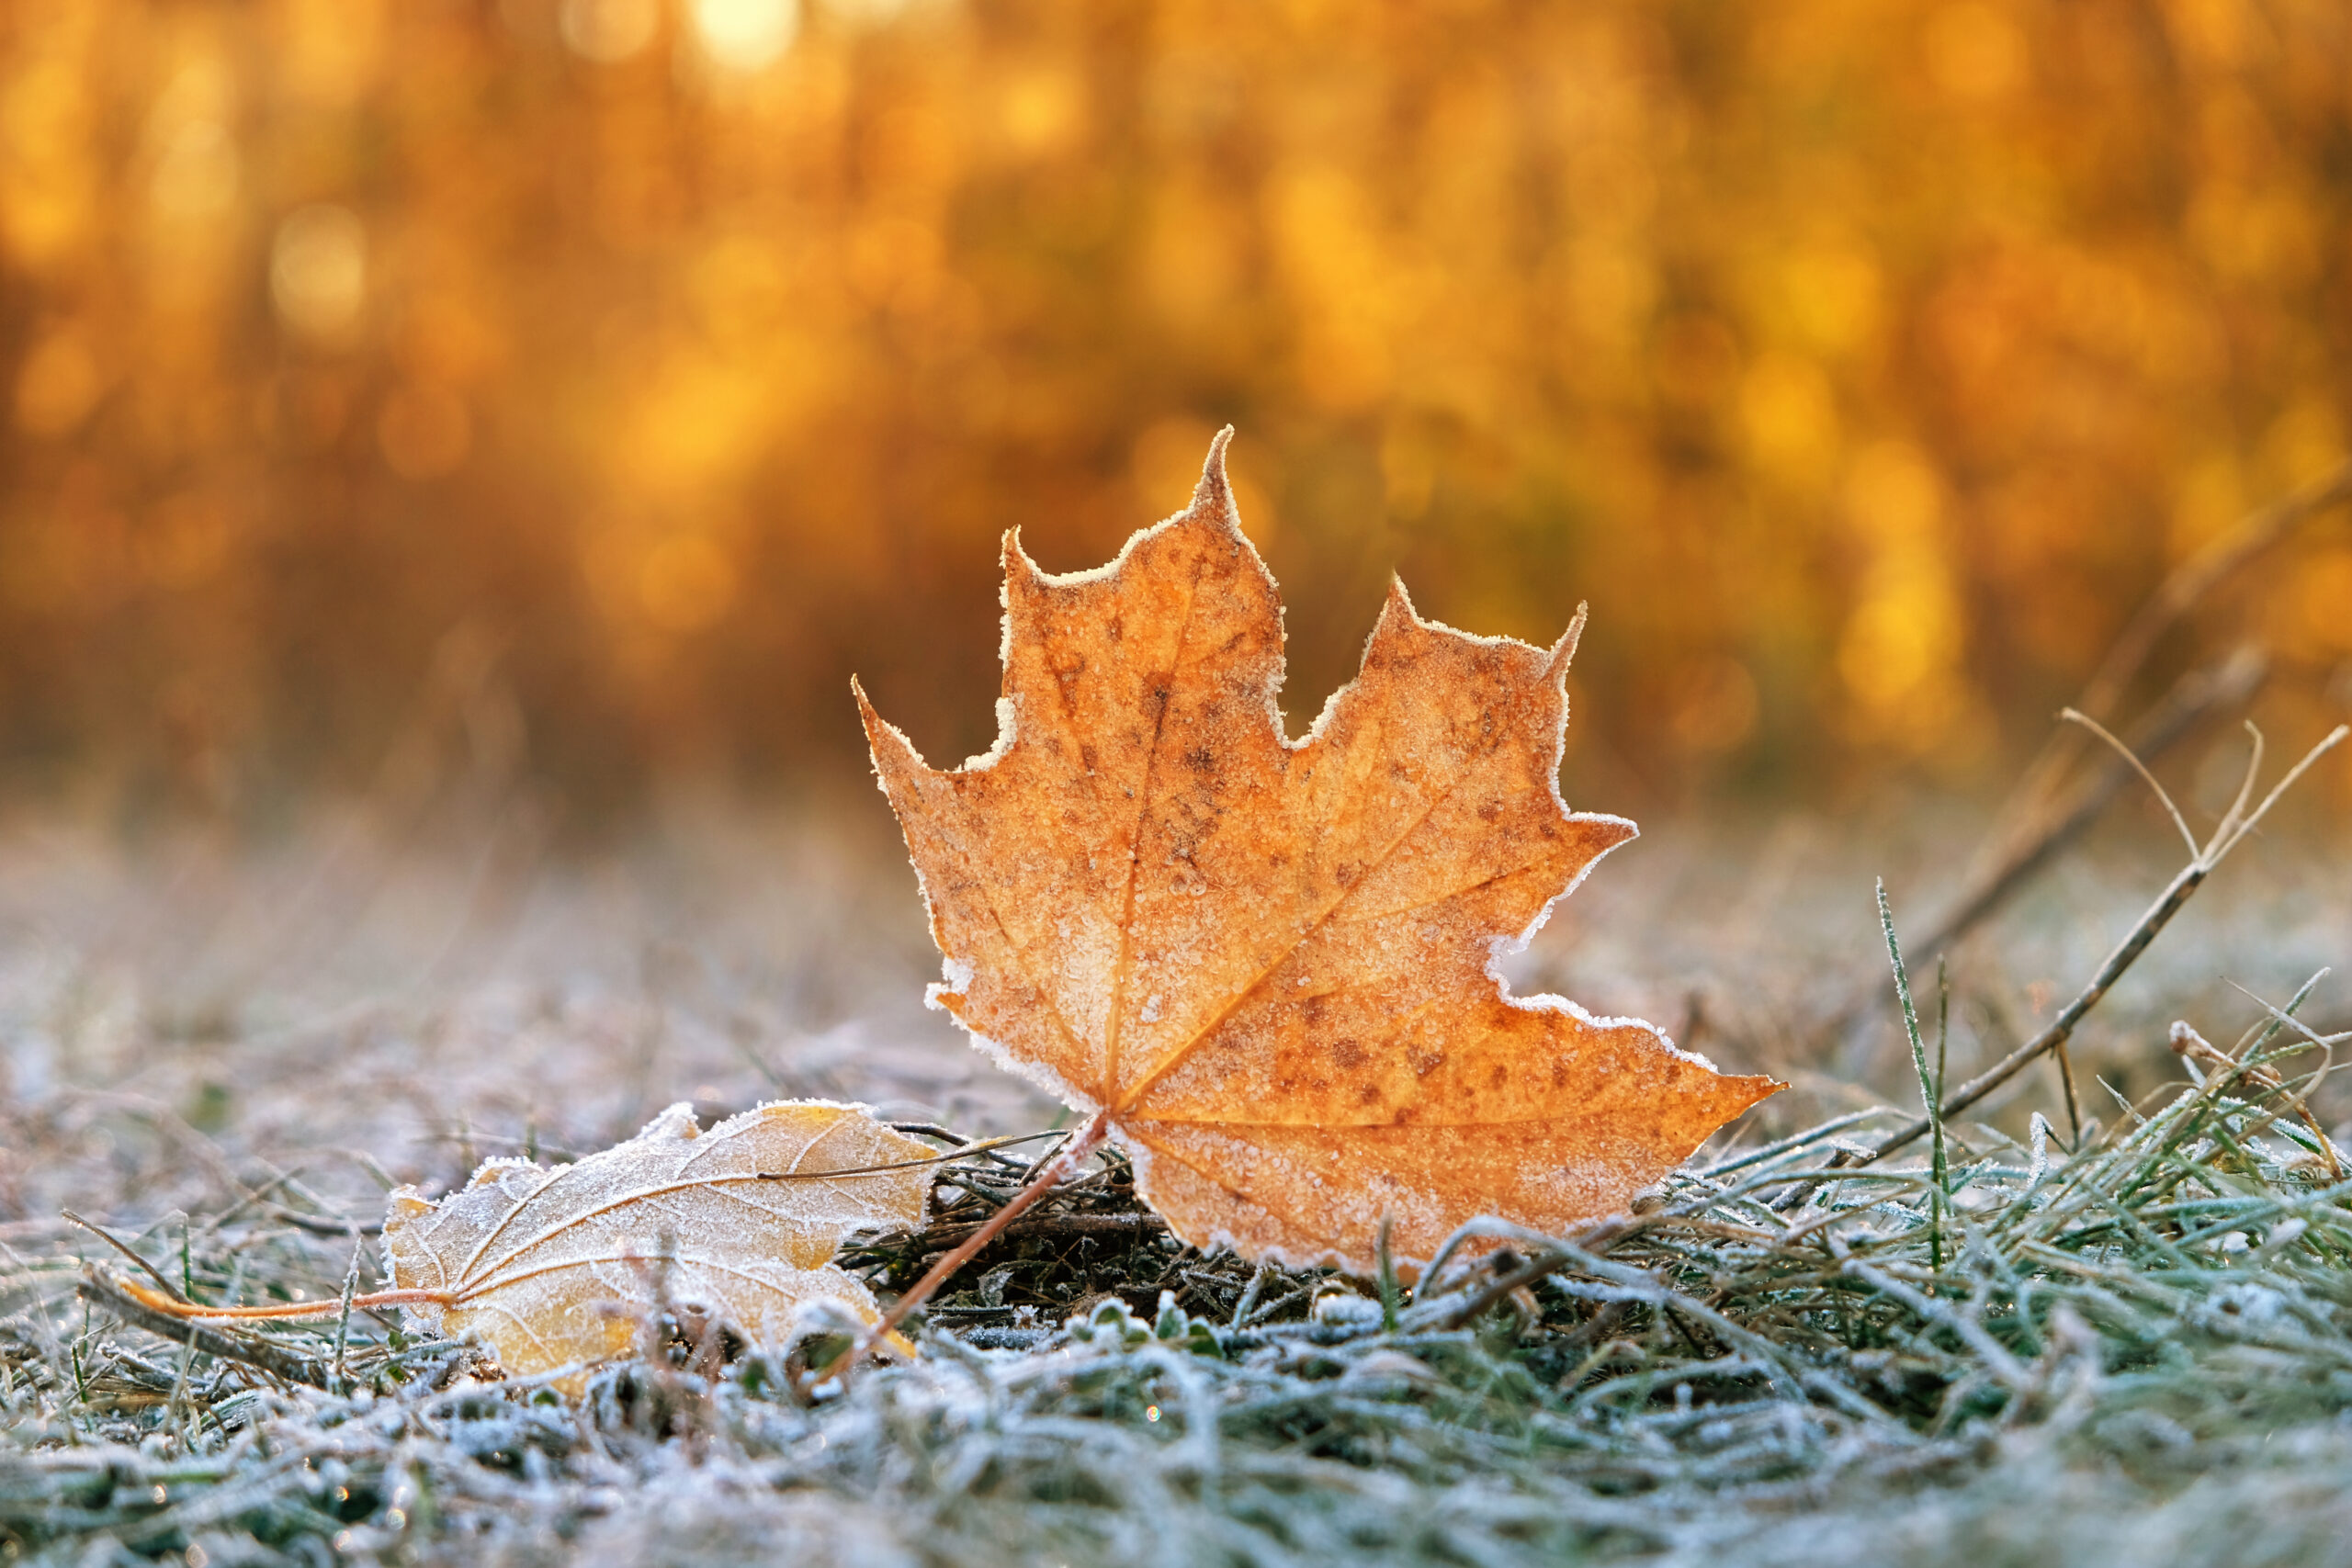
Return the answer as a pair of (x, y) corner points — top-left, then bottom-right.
(383, 1100), (933, 1379)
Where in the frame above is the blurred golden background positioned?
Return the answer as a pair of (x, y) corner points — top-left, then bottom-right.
(6, 0), (2351, 835)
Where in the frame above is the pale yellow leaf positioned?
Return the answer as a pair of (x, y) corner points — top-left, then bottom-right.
(382, 1100), (933, 1380)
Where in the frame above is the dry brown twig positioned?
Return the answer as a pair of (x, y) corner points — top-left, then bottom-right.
(1822, 458), (2348, 1048)
(831, 1111), (1114, 1377)
(1840, 644), (2267, 1017)
(1980, 455), (2352, 874)
(1838, 719), (2347, 1179)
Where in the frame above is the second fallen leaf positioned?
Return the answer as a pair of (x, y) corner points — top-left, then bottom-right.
(383, 1100), (934, 1381)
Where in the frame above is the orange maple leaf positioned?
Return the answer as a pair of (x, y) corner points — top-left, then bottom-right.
(858, 430), (1777, 1274)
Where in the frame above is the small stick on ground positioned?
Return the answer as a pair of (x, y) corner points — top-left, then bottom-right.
(1821, 645), (2265, 1037)
(2053, 1039), (2084, 1146)
(831, 1110), (1114, 1377)
(77, 1266), (335, 1389)
(1980, 455), (2352, 872)
(264, 1206), (385, 1238)
(1779, 721), (2347, 1204)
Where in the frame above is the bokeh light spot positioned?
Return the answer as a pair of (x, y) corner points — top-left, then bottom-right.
(150, 119), (239, 222)
(1838, 442), (1972, 752)
(0, 59), (97, 270)
(1781, 240), (1882, 357)
(561, 0), (661, 63)
(1926, 3), (2027, 102)
(690, 0), (797, 73)
(1845, 442), (1943, 544)
(998, 66), (1084, 156)
(1741, 354), (1840, 483)
(3, 0), (2346, 800)
(270, 205), (368, 346)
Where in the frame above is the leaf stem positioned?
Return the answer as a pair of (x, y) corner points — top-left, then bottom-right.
(107, 1271), (447, 1321)
(77, 1267), (337, 1389)
(839, 1109), (1113, 1373)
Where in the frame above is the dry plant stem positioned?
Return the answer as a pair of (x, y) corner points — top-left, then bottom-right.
(855, 1111), (1112, 1357)
(1855, 866), (2199, 1168)
(2234, 989), (2352, 1054)
(1823, 646), (2264, 1035)
(2054, 1040), (2085, 1145)
(2060, 708), (2198, 856)
(77, 1267), (334, 1389)
(1983, 456), (2352, 867)
(1767, 860), (2215, 1213)
(1914, 648), (2264, 957)
(1849, 723), (2347, 1171)
(266, 1206), (383, 1239)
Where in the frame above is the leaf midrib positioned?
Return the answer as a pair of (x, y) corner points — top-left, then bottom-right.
(1111, 668), (1544, 1115)
(453, 1115), (910, 1289)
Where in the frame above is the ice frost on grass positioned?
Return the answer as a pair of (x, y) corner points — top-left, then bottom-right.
(5, 819), (2351, 1564)
(10, 1027), (2352, 1566)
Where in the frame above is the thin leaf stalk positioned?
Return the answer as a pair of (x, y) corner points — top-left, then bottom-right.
(847, 1108), (1113, 1368)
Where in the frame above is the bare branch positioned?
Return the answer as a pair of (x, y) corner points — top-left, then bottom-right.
(2060, 707), (2197, 859)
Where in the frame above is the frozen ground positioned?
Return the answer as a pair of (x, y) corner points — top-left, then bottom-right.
(4, 792), (2345, 1220)
(2, 795), (2349, 1565)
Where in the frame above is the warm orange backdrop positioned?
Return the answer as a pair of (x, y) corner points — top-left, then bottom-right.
(5, 0), (2349, 827)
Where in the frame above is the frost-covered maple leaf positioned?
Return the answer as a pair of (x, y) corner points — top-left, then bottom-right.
(858, 429), (1777, 1273)
(383, 1101), (933, 1379)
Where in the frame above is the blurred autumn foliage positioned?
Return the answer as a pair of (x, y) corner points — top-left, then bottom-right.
(5, 0), (2352, 830)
